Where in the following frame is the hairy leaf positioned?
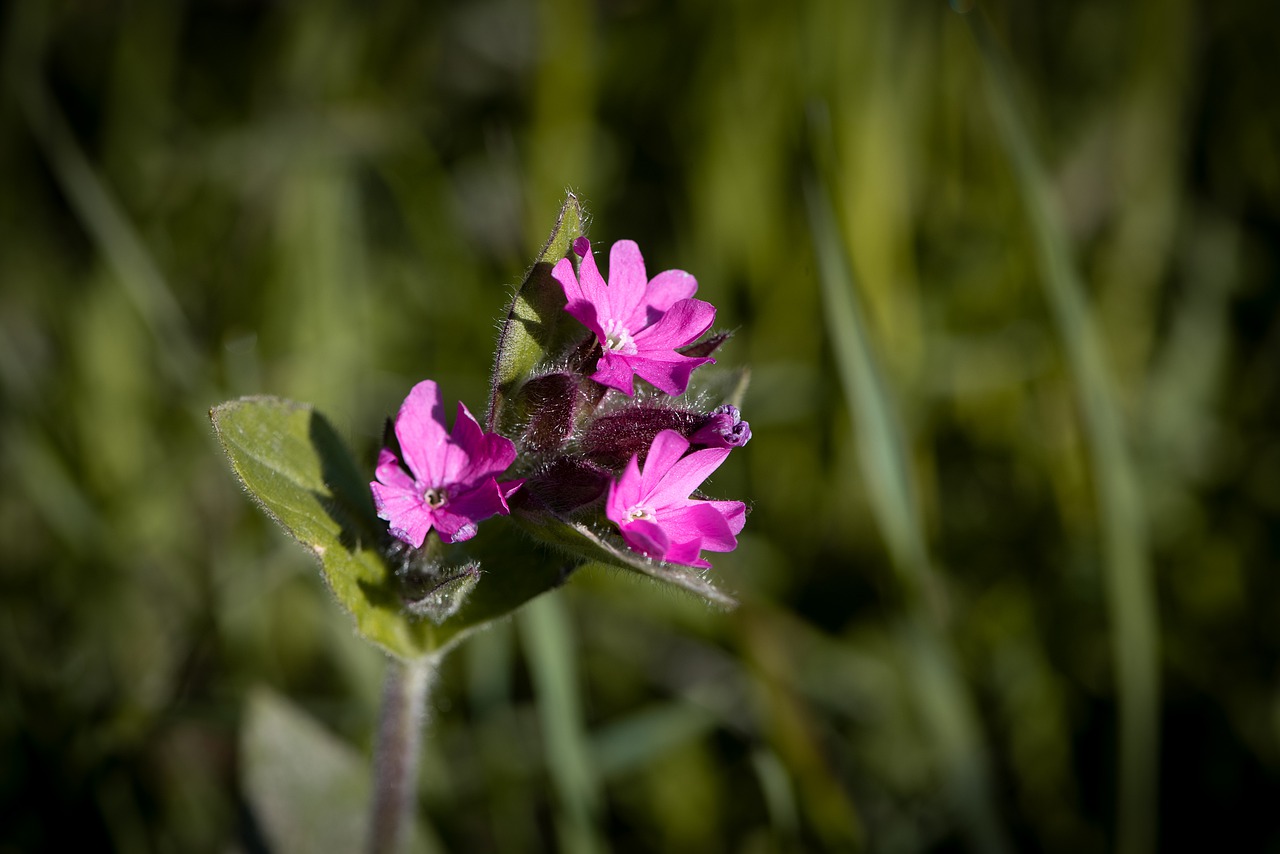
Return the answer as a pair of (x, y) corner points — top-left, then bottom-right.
(488, 193), (586, 433)
(512, 503), (737, 609)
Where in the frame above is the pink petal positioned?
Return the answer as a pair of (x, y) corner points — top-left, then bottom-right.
(639, 269), (698, 325)
(430, 479), (509, 543)
(590, 351), (638, 396)
(426, 401), (470, 485)
(449, 477), (515, 523)
(652, 446), (731, 509)
(449, 400), (486, 458)
(552, 256), (586, 311)
(448, 401), (517, 485)
(632, 298), (716, 350)
(638, 430), (691, 498)
(607, 458), (642, 510)
(704, 499), (747, 537)
(374, 448), (415, 491)
(577, 247), (611, 318)
(554, 256), (607, 340)
(606, 240), (648, 327)
(498, 478), (525, 502)
(565, 298), (604, 341)
(477, 432), (518, 479)
(619, 518), (670, 561)
(659, 503), (736, 552)
(661, 538), (711, 569)
(606, 455), (645, 525)
(431, 510), (478, 543)
(371, 482), (434, 548)
(628, 353), (714, 396)
(394, 380), (448, 486)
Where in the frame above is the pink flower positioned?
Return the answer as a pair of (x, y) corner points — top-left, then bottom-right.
(553, 239), (716, 396)
(605, 429), (746, 568)
(371, 380), (523, 547)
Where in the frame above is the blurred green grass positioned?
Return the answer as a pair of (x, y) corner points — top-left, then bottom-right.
(3, 0), (1280, 851)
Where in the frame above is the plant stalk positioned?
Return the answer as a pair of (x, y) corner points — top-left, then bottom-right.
(368, 655), (435, 854)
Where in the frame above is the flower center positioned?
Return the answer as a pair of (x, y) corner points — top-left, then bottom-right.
(602, 318), (637, 355)
(625, 505), (656, 524)
(422, 487), (447, 508)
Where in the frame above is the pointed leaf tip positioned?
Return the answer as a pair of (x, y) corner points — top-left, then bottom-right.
(488, 194), (588, 433)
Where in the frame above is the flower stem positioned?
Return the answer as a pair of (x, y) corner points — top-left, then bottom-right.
(368, 655), (435, 854)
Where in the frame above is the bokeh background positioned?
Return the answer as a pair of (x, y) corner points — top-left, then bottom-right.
(3, 0), (1279, 851)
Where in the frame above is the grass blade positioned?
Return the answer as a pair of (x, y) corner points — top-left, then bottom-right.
(804, 175), (1011, 854)
(8, 0), (200, 389)
(968, 14), (1159, 854)
(519, 595), (603, 854)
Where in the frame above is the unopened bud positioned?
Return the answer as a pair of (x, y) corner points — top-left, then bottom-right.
(516, 373), (579, 453)
(690, 404), (751, 449)
(525, 456), (611, 513)
(580, 406), (702, 468)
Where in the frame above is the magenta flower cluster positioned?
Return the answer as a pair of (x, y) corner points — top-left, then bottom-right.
(371, 237), (749, 569)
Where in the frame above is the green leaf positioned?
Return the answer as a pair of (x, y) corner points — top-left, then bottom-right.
(242, 687), (437, 854)
(213, 396), (433, 659)
(487, 193), (586, 433)
(212, 397), (572, 660)
(512, 508), (738, 609)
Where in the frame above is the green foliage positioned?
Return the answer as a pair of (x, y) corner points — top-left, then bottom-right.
(242, 688), (435, 854)
(241, 687), (374, 853)
(806, 175), (1010, 854)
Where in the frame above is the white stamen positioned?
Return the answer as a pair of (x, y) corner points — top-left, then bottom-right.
(626, 505), (656, 523)
(602, 318), (637, 354)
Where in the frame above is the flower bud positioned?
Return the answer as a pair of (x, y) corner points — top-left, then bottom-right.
(690, 404), (752, 449)
(515, 372), (580, 453)
(580, 406), (703, 469)
(523, 456), (612, 514)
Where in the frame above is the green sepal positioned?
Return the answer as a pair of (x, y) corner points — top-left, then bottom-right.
(396, 560), (482, 626)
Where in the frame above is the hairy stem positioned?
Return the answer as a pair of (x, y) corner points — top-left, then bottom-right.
(368, 656), (435, 854)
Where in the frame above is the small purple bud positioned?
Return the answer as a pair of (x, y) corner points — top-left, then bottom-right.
(572, 236), (591, 257)
(691, 404), (751, 449)
(516, 373), (579, 453)
(580, 406), (703, 469)
(525, 457), (611, 513)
